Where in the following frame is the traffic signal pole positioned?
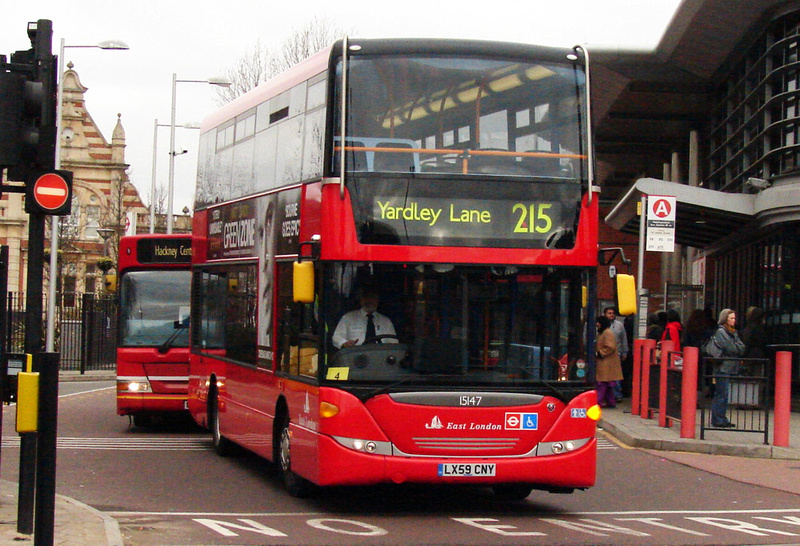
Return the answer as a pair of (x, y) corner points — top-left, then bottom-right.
(2, 20), (71, 542)
(12, 20), (59, 544)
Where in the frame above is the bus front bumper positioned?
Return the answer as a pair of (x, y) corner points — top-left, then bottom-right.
(307, 434), (597, 489)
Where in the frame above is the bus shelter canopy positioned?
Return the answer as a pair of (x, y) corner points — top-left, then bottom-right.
(604, 178), (755, 249)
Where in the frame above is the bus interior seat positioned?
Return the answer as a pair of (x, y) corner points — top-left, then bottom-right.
(469, 149), (529, 175)
(332, 143), (368, 172)
(373, 142), (415, 172)
(507, 343), (551, 379)
(520, 154), (574, 178)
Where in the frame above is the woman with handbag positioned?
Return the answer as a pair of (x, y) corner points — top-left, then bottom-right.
(709, 308), (746, 427)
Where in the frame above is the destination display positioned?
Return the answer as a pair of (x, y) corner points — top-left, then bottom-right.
(369, 196), (567, 247)
(350, 177), (580, 249)
(136, 237), (192, 264)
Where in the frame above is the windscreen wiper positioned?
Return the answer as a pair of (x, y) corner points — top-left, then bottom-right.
(157, 319), (189, 354)
(538, 379), (569, 403)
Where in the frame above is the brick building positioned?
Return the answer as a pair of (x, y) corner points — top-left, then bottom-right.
(0, 63), (148, 294)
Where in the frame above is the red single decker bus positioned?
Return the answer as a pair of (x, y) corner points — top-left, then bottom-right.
(189, 38), (633, 498)
(117, 234), (193, 426)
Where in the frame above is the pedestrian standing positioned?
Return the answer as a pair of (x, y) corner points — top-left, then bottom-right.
(708, 308), (746, 428)
(646, 312), (666, 342)
(683, 308), (712, 349)
(741, 306), (767, 359)
(661, 309), (683, 352)
(603, 307), (628, 401)
(595, 315), (623, 409)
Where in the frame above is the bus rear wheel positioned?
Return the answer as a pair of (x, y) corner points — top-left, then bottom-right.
(210, 391), (236, 456)
(278, 417), (311, 497)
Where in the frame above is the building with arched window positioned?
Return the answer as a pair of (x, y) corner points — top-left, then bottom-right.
(0, 64), (147, 295)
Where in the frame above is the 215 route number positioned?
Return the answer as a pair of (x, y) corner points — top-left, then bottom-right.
(512, 203), (553, 234)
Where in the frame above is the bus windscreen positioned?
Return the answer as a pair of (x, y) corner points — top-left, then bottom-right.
(119, 270), (192, 348)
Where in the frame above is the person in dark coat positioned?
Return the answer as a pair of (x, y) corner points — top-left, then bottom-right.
(683, 308), (713, 349)
(741, 306), (767, 359)
(646, 312), (666, 343)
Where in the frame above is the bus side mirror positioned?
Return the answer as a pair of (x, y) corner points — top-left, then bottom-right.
(615, 274), (636, 316)
(293, 261), (315, 303)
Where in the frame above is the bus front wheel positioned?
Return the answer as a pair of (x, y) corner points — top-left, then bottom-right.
(278, 416), (311, 497)
(210, 390), (236, 456)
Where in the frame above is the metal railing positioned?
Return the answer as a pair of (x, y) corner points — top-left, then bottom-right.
(4, 291), (117, 372)
(699, 357), (770, 443)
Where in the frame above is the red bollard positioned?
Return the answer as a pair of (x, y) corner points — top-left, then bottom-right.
(774, 351), (792, 447)
(637, 339), (657, 418)
(681, 346), (698, 439)
(632, 339), (655, 417)
(659, 340), (675, 427)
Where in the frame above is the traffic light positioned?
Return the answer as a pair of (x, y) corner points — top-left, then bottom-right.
(0, 20), (57, 182)
(0, 71), (28, 167)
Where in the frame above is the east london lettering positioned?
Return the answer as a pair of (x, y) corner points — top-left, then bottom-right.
(376, 200), (491, 226)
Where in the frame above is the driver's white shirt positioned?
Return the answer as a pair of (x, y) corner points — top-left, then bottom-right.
(332, 308), (397, 348)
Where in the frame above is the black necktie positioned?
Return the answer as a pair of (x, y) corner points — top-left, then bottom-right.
(365, 313), (376, 343)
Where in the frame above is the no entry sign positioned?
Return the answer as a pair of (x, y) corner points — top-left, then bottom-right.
(25, 170), (73, 215)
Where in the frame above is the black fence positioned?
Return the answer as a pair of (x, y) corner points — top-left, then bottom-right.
(4, 292), (117, 372)
(699, 357), (770, 443)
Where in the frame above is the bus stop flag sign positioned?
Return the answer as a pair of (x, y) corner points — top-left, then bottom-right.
(646, 195), (676, 252)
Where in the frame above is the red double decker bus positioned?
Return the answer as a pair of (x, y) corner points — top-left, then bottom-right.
(189, 38), (632, 498)
(117, 234), (192, 426)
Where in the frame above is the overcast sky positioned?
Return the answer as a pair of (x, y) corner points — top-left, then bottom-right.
(3, 0), (681, 215)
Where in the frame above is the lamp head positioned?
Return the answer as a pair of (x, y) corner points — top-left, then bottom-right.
(97, 39), (129, 51)
(207, 76), (232, 88)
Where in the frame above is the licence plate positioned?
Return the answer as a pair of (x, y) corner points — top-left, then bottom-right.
(438, 463), (496, 477)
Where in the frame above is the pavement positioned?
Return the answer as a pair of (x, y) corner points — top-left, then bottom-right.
(599, 398), (800, 460)
(0, 373), (797, 544)
(0, 370), (123, 544)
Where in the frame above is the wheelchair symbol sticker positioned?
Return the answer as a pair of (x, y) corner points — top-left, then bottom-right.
(505, 412), (538, 430)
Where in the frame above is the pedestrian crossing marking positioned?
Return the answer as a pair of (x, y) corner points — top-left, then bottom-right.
(1, 436), (209, 451)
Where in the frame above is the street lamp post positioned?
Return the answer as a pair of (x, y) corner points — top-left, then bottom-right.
(96, 227), (115, 256)
(150, 119), (199, 233)
(166, 73), (230, 234)
(47, 38), (129, 352)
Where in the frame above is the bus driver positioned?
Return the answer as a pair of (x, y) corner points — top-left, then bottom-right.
(332, 288), (397, 348)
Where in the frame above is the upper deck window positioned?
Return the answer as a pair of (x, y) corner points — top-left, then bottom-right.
(235, 112), (256, 142)
(333, 53), (586, 179)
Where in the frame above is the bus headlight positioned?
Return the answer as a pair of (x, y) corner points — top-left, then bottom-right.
(118, 380), (151, 393)
(537, 437), (590, 456)
(333, 436), (392, 455)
